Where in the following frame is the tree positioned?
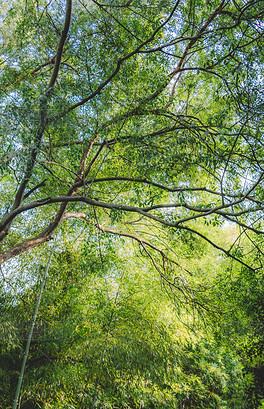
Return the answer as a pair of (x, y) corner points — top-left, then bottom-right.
(0, 0), (263, 271)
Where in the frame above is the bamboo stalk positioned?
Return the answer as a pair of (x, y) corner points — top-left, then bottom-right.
(12, 253), (52, 409)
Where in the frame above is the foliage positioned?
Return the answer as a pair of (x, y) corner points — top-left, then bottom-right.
(0, 240), (250, 408)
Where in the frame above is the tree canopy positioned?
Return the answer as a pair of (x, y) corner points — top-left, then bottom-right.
(0, 0), (263, 408)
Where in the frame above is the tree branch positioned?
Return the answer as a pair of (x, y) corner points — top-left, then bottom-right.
(0, 0), (72, 241)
